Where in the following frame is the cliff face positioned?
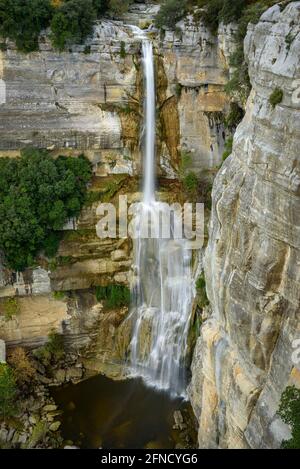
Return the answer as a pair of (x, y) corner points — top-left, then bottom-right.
(189, 2), (300, 449)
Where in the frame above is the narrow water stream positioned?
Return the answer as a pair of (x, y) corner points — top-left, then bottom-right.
(52, 375), (195, 449)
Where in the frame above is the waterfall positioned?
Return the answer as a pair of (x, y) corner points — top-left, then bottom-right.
(128, 40), (194, 398)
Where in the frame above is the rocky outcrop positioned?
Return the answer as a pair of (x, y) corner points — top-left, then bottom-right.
(189, 2), (300, 449)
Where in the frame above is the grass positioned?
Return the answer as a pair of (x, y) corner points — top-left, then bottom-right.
(2, 298), (20, 321)
(52, 291), (65, 301)
(196, 273), (209, 309)
(95, 285), (130, 309)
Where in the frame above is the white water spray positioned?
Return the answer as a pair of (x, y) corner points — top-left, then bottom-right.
(127, 40), (194, 398)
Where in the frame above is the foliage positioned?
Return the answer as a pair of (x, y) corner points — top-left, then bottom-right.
(7, 347), (35, 386)
(183, 171), (199, 198)
(0, 363), (17, 420)
(52, 291), (65, 300)
(50, 0), (96, 51)
(155, 0), (188, 30)
(120, 41), (126, 59)
(269, 88), (283, 108)
(33, 331), (65, 366)
(0, 0), (53, 52)
(278, 386), (300, 449)
(108, 0), (134, 16)
(196, 273), (209, 309)
(1, 297), (20, 321)
(0, 149), (92, 271)
(0, 0), (135, 52)
(96, 284), (130, 309)
(222, 136), (233, 161)
(224, 102), (244, 130)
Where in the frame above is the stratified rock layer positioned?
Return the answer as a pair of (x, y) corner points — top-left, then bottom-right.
(189, 2), (300, 449)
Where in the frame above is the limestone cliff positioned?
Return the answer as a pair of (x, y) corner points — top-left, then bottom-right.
(189, 2), (300, 449)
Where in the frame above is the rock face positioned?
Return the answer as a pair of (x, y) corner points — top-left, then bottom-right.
(189, 2), (300, 449)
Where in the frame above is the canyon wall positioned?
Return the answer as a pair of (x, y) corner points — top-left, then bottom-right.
(189, 1), (300, 449)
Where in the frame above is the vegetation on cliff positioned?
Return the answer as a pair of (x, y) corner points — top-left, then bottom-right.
(0, 0), (134, 52)
(0, 149), (92, 271)
(0, 363), (17, 420)
(96, 285), (130, 309)
(278, 386), (300, 449)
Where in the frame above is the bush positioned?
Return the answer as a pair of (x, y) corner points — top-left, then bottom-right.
(33, 331), (65, 366)
(108, 0), (133, 16)
(96, 285), (130, 309)
(1, 298), (20, 321)
(219, 0), (246, 24)
(53, 291), (65, 301)
(120, 41), (126, 59)
(0, 0), (53, 52)
(7, 347), (35, 386)
(196, 273), (209, 309)
(222, 136), (233, 161)
(269, 88), (283, 108)
(183, 171), (199, 197)
(224, 102), (244, 130)
(0, 363), (17, 420)
(155, 0), (188, 30)
(0, 149), (92, 271)
(50, 0), (96, 51)
(278, 386), (300, 449)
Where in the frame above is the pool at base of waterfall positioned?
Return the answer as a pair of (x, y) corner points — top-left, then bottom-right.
(51, 374), (197, 449)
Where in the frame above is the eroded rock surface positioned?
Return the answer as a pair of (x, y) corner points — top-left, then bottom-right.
(189, 2), (300, 449)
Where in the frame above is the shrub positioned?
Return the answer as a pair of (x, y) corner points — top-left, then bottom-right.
(196, 273), (209, 309)
(278, 386), (300, 449)
(0, 0), (53, 52)
(225, 102), (244, 130)
(269, 88), (283, 108)
(0, 363), (17, 420)
(50, 0), (96, 51)
(7, 347), (35, 386)
(219, 0), (246, 24)
(222, 136), (233, 161)
(96, 285), (130, 309)
(108, 0), (133, 16)
(0, 149), (92, 271)
(183, 171), (199, 197)
(33, 331), (65, 366)
(120, 41), (126, 59)
(155, 0), (188, 30)
(53, 291), (65, 301)
(2, 298), (20, 321)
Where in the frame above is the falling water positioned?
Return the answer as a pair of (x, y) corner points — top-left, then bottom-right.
(128, 40), (194, 398)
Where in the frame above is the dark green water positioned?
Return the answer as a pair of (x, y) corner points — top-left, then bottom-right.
(52, 375), (194, 449)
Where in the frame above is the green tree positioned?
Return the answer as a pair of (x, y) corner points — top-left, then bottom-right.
(278, 386), (300, 449)
(108, 0), (133, 16)
(155, 0), (188, 30)
(0, 363), (17, 420)
(50, 0), (96, 50)
(0, 0), (53, 52)
(0, 149), (92, 271)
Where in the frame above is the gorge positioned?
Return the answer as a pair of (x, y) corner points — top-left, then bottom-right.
(0, 0), (300, 451)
